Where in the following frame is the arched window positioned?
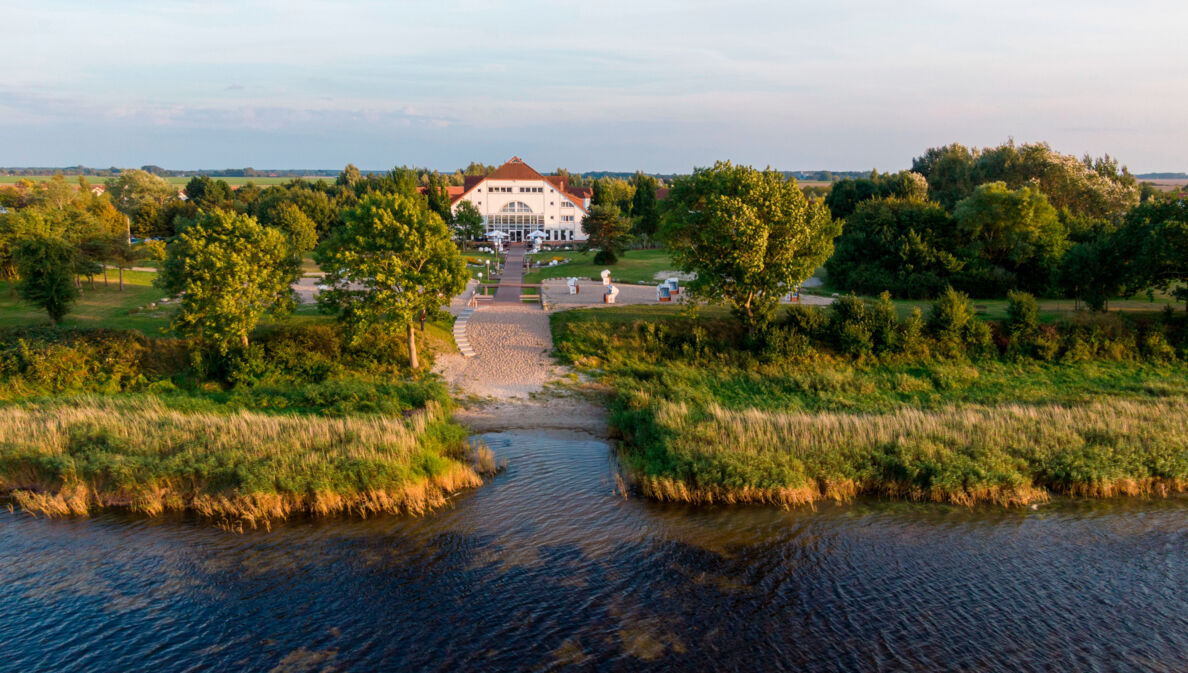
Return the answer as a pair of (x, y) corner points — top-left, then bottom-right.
(500, 201), (533, 213)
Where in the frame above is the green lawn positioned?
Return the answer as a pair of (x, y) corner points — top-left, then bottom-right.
(463, 251), (503, 280)
(0, 271), (170, 331)
(524, 248), (675, 285)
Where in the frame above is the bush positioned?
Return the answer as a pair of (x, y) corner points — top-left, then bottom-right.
(927, 287), (974, 339)
(780, 304), (827, 338)
(593, 249), (618, 265)
(1006, 290), (1040, 337)
(928, 287), (982, 356)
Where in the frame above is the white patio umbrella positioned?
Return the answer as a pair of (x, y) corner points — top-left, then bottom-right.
(526, 230), (546, 239)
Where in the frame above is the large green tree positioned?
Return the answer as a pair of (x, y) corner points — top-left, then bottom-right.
(452, 200), (485, 243)
(15, 235), (78, 324)
(1125, 201), (1188, 310)
(952, 182), (1068, 294)
(630, 172), (660, 238)
(826, 197), (962, 299)
(157, 210), (295, 351)
(581, 204), (632, 265)
(912, 141), (1139, 218)
(105, 169), (176, 238)
(662, 161), (840, 332)
(315, 193), (466, 369)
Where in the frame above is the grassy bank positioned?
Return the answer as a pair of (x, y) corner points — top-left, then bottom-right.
(0, 396), (480, 528)
(0, 321), (485, 527)
(553, 303), (1188, 507)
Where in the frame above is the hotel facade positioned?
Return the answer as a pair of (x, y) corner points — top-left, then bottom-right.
(448, 157), (592, 243)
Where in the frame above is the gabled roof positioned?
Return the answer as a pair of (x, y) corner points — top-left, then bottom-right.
(449, 157), (590, 214)
(485, 156), (548, 181)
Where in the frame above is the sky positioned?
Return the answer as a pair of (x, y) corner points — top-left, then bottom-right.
(1, 0), (1185, 173)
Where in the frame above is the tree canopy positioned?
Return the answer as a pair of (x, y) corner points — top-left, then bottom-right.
(581, 204), (632, 265)
(825, 197), (961, 299)
(157, 210), (295, 351)
(951, 182), (1067, 295)
(15, 235), (78, 324)
(314, 193), (466, 368)
(662, 161), (839, 331)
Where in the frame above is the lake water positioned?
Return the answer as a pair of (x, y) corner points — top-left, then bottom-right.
(4, 428), (1188, 672)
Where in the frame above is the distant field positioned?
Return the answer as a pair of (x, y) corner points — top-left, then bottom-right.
(0, 175), (330, 187)
(1144, 179), (1188, 192)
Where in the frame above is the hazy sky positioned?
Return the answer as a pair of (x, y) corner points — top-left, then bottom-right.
(2, 0), (1185, 173)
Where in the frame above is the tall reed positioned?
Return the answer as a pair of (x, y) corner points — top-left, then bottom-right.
(621, 397), (1188, 507)
(0, 396), (481, 527)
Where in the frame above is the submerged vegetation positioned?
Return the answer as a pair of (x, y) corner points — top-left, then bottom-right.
(554, 299), (1188, 508)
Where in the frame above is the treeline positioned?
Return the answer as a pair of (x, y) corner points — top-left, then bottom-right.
(0, 166), (468, 371)
(0, 166), (344, 178)
(0, 175), (152, 319)
(824, 141), (1188, 308)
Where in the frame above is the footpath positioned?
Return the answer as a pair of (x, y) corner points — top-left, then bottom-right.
(436, 245), (563, 400)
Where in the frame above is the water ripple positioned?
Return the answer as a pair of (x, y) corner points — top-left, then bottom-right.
(5, 429), (1188, 671)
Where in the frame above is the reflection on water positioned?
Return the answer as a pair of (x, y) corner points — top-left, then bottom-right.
(5, 429), (1188, 672)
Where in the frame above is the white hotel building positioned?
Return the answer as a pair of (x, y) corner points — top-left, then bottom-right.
(448, 157), (592, 243)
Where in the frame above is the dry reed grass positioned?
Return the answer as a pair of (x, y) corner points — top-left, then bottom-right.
(0, 396), (482, 527)
(622, 397), (1188, 507)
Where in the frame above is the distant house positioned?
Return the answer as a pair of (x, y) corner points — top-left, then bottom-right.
(447, 157), (592, 243)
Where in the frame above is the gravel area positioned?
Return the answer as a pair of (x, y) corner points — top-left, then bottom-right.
(434, 303), (563, 399)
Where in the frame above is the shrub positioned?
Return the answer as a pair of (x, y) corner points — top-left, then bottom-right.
(870, 292), (901, 353)
(1142, 332), (1177, 362)
(780, 304), (827, 338)
(593, 249), (617, 265)
(927, 287), (974, 338)
(829, 295), (874, 357)
(928, 287), (981, 356)
(1006, 290), (1040, 337)
(761, 326), (816, 362)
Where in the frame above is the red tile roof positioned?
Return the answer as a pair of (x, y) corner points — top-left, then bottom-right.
(485, 156), (547, 181)
(448, 157), (590, 213)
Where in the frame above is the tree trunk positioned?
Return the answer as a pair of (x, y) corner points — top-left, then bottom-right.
(119, 267), (124, 291)
(407, 320), (419, 369)
(241, 332), (249, 349)
(419, 310), (425, 332)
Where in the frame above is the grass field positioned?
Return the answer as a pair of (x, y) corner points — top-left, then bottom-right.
(1144, 179), (1188, 192)
(0, 271), (169, 331)
(524, 248), (674, 285)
